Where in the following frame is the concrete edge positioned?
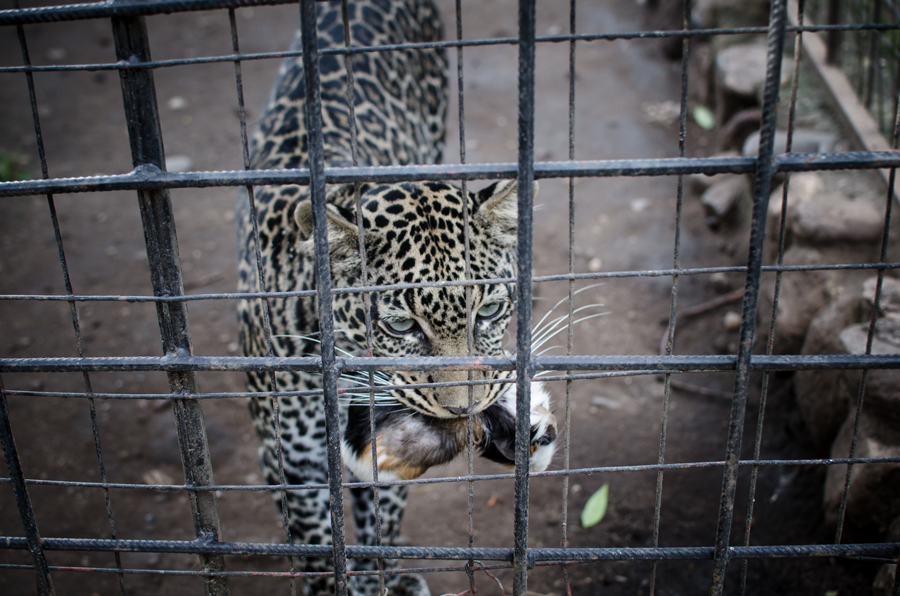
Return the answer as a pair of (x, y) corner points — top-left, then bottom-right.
(787, 0), (898, 200)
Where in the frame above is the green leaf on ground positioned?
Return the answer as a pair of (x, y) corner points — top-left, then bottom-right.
(580, 482), (609, 528)
(693, 105), (716, 130)
(0, 152), (30, 182)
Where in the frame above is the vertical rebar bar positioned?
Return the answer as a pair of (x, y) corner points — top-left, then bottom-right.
(561, 0), (577, 593)
(110, 8), (228, 595)
(650, 2), (692, 593)
(739, 4), (807, 593)
(227, 10), (298, 591)
(513, 0), (537, 594)
(297, 0), (349, 594)
(453, 0), (479, 592)
(13, 3), (127, 591)
(834, 63), (900, 547)
(709, 1), (788, 594)
(0, 375), (54, 596)
(339, 1), (387, 591)
(827, 0), (842, 64)
(865, 0), (883, 109)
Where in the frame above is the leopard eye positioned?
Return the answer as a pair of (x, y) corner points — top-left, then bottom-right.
(477, 302), (501, 319)
(384, 318), (415, 334)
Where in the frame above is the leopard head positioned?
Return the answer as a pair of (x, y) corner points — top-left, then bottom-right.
(294, 179), (536, 418)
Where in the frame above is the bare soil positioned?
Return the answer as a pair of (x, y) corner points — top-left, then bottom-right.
(0, 1), (883, 595)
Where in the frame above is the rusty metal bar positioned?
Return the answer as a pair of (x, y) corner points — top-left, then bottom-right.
(297, 0), (350, 593)
(110, 6), (229, 595)
(709, 0), (789, 593)
(0, 535), (896, 563)
(3, 353), (900, 374)
(0, 377), (54, 595)
(9, 151), (900, 197)
(827, 0), (843, 63)
(513, 0), (537, 594)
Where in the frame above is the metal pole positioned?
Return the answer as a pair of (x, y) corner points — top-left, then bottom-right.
(513, 0), (537, 594)
(709, 0), (788, 594)
(0, 376), (55, 595)
(827, 0), (842, 64)
(298, 0), (350, 594)
(110, 7), (228, 595)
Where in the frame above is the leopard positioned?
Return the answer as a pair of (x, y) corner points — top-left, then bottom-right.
(236, 1), (557, 594)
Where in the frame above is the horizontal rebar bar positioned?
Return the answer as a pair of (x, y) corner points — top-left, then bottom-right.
(0, 561), (517, 579)
(2, 456), (899, 493)
(0, 535), (895, 564)
(1, 354), (898, 374)
(3, 152), (900, 198)
(1, 262), (899, 305)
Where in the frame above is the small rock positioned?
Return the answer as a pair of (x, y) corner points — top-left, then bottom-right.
(795, 295), (865, 453)
(142, 469), (176, 487)
(45, 47), (67, 61)
(167, 96), (188, 111)
(165, 155), (193, 173)
(873, 563), (897, 596)
(719, 108), (762, 150)
(874, 517), (900, 595)
(767, 172), (823, 224)
(591, 396), (623, 410)
(791, 193), (883, 245)
(824, 412), (900, 541)
(839, 319), (900, 356)
(742, 130), (837, 157)
(715, 43), (793, 128)
(723, 311), (741, 331)
(863, 275), (900, 319)
(642, 100), (680, 126)
(688, 151), (738, 193)
(716, 43), (770, 98)
(757, 247), (830, 356)
(709, 272), (732, 293)
(700, 175), (747, 229)
(765, 173), (824, 258)
(693, 0), (772, 28)
(630, 198), (650, 213)
(837, 320), (900, 427)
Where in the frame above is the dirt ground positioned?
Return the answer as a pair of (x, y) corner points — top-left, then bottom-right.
(0, 0), (886, 594)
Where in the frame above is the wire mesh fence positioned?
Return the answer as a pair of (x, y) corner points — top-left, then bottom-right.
(807, 0), (900, 138)
(0, 0), (899, 595)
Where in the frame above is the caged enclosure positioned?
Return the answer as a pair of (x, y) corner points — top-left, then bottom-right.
(1, 0), (900, 595)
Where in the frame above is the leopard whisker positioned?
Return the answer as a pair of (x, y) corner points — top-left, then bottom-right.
(530, 309), (609, 352)
(274, 334), (399, 404)
(529, 283), (604, 338)
(531, 305), (603, 349)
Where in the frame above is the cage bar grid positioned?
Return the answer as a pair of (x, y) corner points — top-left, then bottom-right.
(1, 0), (900, 595)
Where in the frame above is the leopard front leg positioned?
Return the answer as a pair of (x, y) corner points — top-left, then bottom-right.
(350, 484), (431, 596)
(252, 382), (345, 596)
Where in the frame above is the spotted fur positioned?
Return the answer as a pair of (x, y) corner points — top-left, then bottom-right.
(237, 2), (555, 594)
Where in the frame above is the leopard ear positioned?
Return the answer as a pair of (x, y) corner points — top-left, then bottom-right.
(473, 179), (537, 238)
(294, 198), (360, 248)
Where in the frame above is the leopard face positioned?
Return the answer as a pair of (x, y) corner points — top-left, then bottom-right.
(293, 178), (530, 418)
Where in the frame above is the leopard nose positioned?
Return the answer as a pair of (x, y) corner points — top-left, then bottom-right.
(445, 406), (470, 417)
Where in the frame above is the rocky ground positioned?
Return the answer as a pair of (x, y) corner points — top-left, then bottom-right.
(0, 1), (897, 595)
